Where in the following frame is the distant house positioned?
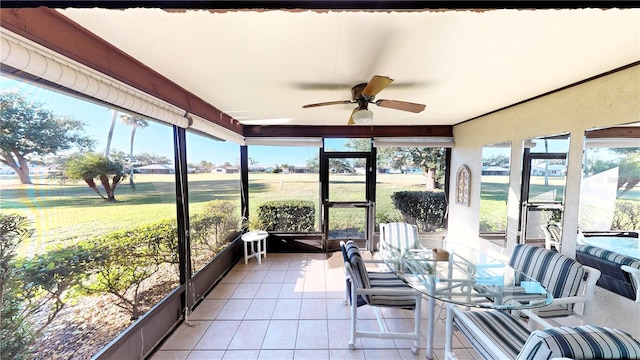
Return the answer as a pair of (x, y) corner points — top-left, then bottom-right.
(135, 164), (174, 174)
(482, 166), (510, 175)
(531, 164), (566, 177)
(248, 165), (266, 173)
(213, 166), (239, 174)
(288, 166), (310, 174)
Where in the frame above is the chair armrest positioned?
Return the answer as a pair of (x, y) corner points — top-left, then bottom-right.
(621, 265), (640, 303)
(520, 308), (555, 330)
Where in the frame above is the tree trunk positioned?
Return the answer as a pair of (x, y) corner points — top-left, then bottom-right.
(423, 168), (436, 190)
(104, 110), (118, 158)
(99, 174), (115, 201)
(3, 150), (33, 184)
(129, 126), (136, 188)
(84, 178), (107, 199)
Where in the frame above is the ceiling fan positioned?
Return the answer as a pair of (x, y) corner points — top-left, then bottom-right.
(302, 75), (426, 125)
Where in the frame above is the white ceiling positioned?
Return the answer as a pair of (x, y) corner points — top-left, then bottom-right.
(57, 7), (640, 127)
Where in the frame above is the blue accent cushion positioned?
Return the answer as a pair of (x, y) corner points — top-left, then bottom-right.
(517, 325), (640, 360)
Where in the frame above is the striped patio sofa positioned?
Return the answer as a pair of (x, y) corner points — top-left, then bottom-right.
(576, 244), (640, 302)
(445, 303), (640, 360)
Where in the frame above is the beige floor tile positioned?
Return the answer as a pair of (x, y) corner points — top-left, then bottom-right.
(207, 283), (239, 299)
(293, 349), (329, 359)
(264, 269), (287, 282)
(258, 349), (295, 360)
(329, 349), (366, 359)
(227, 320), (270, 349)
(230, 282), (261, 299)
(186, 350), (225, 360)
(220, 270), (248, 283)
(299, 298), (327, 319)
(189, 299), (226, 321)
(272, 298), (302, 319)
(262, 319), (298, 349)
(150, 350), (190, 360)
(221, 349), (260, 359)
(284, 269), (305, 283)
(243, 270), (269, 283)
(194, 320), (240, 350)
(295, 320), (328, 349)
(255, 282), (283, 299)
(245, 299), (277, 320)
(217, 299), (252, 320)
(363, 348), (402, 359)
(159, 321), (211, 350)
(279, 282), (305, 299)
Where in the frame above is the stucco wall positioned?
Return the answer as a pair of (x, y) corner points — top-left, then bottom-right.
(448, 64), (640, 336)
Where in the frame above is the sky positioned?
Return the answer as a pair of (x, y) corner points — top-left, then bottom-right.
(1, 76), (324, 166)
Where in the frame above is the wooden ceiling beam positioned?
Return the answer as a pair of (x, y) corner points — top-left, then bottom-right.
(243, 125), (453, 138)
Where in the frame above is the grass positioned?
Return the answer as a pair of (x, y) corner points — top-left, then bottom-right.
(1, 172), (429, 255)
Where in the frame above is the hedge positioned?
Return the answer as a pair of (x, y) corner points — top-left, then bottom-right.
(257, 200), (315, 232)
(391, 191), (447, 231)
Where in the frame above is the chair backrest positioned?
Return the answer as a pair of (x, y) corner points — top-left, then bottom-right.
(517, 325), (640, 360)
(509, 244), (585, 300)
(576, 244), (640, 301)
(547, 223), (562, 242)
(379, 222), (419, 252)
(343, 241), (372, 303)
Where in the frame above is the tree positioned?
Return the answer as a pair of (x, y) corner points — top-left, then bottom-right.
(119, 114), (149, 188)
(617, 152), (640, 196)
(63, 152), (125, 201)
(133, 152), (172, 166)
(0, 90), (95, 184)
(482, 154), (510, 168)
(345, 139), (446, 190)
(104, 110), (118, 158)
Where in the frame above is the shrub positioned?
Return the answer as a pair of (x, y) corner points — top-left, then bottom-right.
(18, 243), (103, 332)
(190, 200), (239, 250)
(612, 200), (640, 231)
(84, 219), (178, 320)
(391, 191), (447, 232)
(0, 213), (35, 360)
(257, 200), (315, 232)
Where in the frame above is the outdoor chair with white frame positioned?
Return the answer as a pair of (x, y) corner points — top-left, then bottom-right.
(508, 244), (601, 331)
(340, 240), (423, 355)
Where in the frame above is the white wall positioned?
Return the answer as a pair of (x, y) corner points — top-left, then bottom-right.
(448, 64), (640, 336)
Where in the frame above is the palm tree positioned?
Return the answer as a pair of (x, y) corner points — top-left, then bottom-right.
(119, 114), (149, 188)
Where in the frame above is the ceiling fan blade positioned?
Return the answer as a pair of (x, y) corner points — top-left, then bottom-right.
(375, 99), (426, 113)
(348, 108), (357, 125)
(302, 100), (352, 108)
(362, 75), (394, 97)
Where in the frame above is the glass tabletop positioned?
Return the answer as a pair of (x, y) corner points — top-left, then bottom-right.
(379, 243), (553, 310)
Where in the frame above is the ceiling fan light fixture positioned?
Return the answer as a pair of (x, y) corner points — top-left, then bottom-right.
(352, 109), (374, 124)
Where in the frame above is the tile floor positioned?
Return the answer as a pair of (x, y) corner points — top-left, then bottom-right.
(150, 252), (480, 360)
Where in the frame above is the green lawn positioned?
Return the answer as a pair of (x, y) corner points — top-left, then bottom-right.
(1, 172), (429, 255)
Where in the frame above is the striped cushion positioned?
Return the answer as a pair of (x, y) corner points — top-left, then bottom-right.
(577, 244), (640, 270)
(344, 241), (416, 308)
(576, 244), (640, 300)
(517, 325), (640, 360)
(381, 222), (419, 251)
(345, 241), (371, 292)
(510, 244), (584, 314)
(454, 309), (531, 360)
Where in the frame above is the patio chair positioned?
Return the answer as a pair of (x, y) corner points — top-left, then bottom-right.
(379, 222), (420, 253)
(444, 302), (640, 360)
(508, 244), (601, 330)
(540, 223), (562, 251)
(340, 240), (423, 354)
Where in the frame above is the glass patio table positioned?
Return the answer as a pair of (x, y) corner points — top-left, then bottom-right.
(379, 243), (553, 359)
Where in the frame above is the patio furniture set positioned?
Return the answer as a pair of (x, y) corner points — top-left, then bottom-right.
(339, 222), (640, 360)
